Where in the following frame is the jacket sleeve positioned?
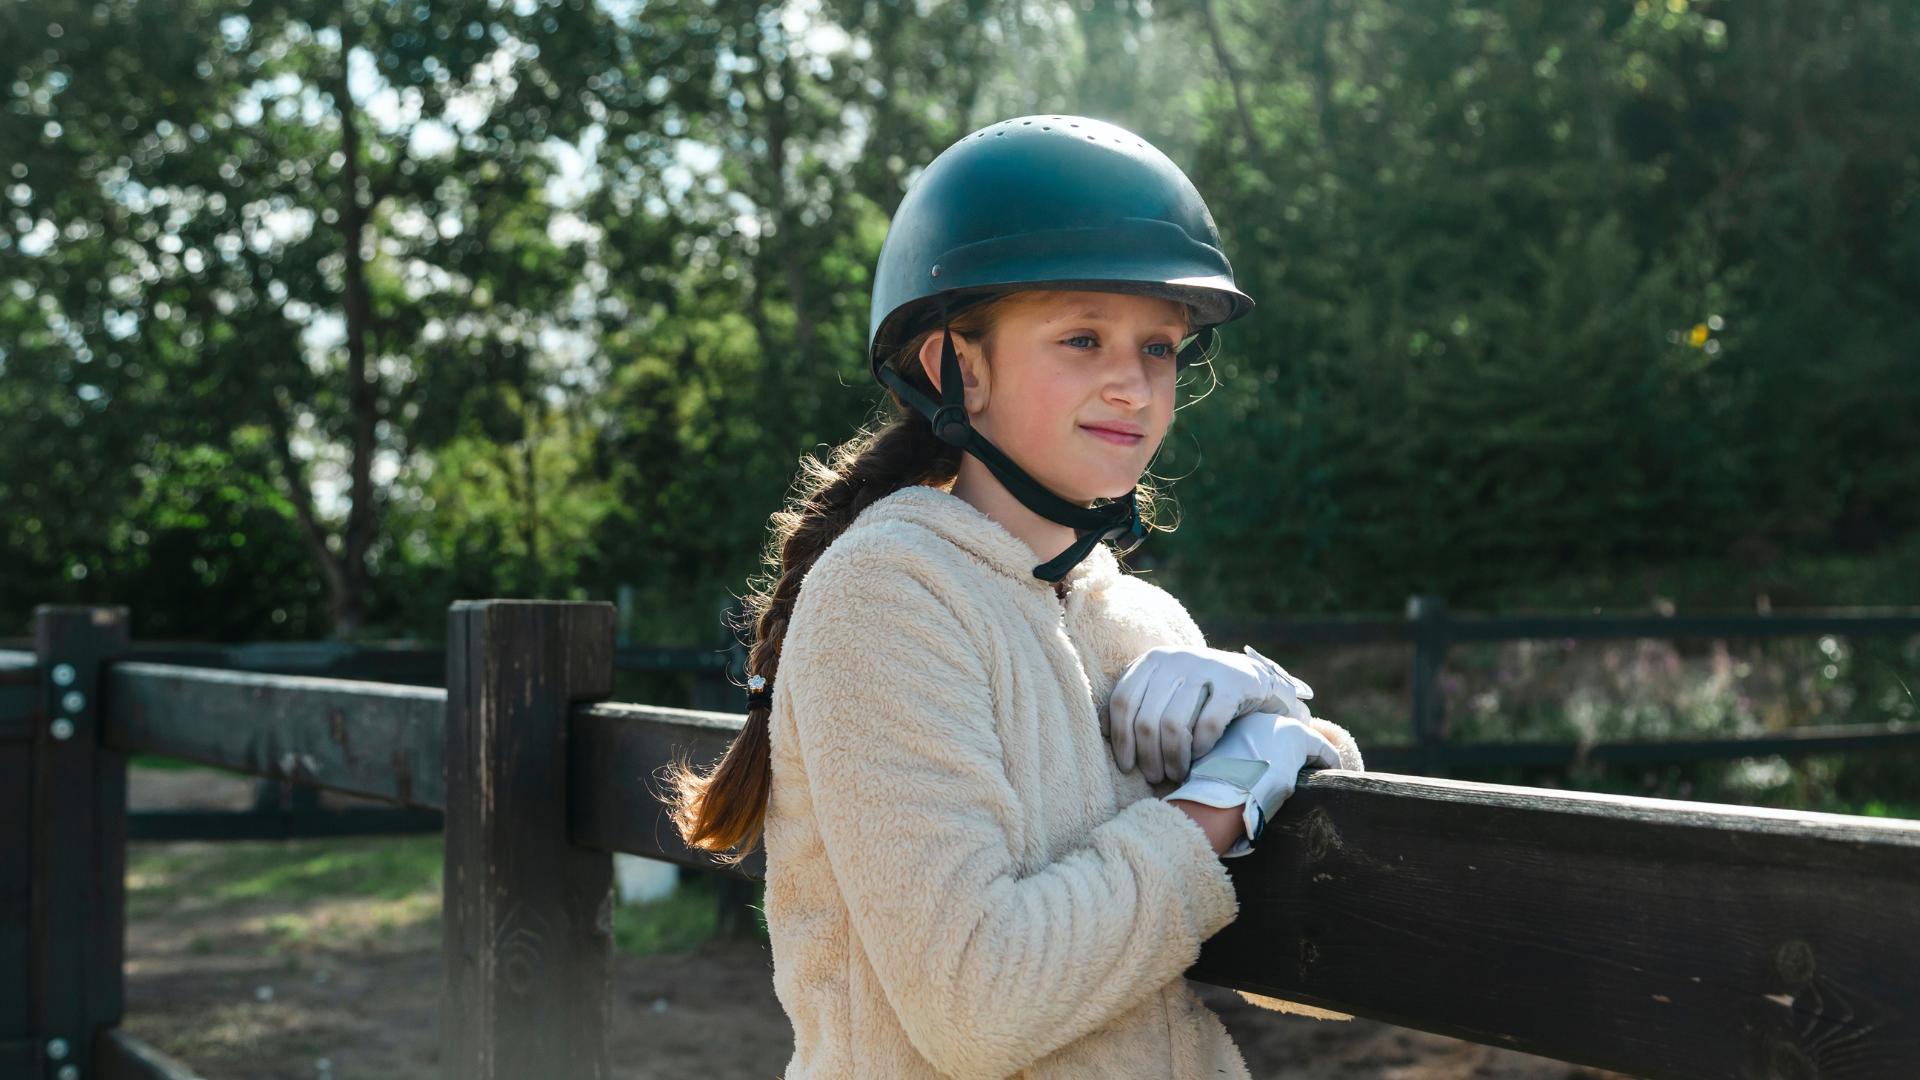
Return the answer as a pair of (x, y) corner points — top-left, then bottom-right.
(780, 554), (1239, 1080)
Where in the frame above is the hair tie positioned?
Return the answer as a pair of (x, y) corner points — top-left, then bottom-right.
(746, 674), (773, 713)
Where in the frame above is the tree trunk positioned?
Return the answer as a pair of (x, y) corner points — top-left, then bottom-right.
(1200, 0), (1266, 163)
(329, 71), (382, 637)
(270, 406), (349, 629)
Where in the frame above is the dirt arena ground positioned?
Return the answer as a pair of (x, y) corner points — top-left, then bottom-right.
(124, 766), (1633, 1080)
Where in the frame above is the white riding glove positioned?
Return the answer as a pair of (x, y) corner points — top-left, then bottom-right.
(1108, 645), (1314, 783)
(1165, 711), (1342, 857)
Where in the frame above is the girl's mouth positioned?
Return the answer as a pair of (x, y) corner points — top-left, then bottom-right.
(1080, 421), (1146, 447)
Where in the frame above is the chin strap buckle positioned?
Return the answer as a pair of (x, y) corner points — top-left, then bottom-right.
(931, 405), (971, 447)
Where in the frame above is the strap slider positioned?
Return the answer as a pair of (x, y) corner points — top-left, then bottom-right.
(932, 405), (971, 447)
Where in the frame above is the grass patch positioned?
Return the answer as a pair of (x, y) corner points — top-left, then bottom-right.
(127, 835), (444, 918)
(130, 753), (253, 777)
(613, 874), (767, 957)
(129, 835), (760, 956)
(614, 878), (719, 957)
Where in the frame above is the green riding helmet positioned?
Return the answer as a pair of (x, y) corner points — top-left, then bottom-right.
(867, 114), (1253, 376)
(866, 116), (1252, 583)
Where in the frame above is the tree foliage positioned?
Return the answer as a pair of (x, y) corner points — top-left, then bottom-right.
(1157, 0), (1920, 613)
(2, 0), (1916, 640)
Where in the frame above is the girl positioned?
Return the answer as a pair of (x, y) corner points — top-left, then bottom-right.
(671, 115), (1365, 1080)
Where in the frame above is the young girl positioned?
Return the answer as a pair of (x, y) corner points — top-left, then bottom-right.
(671, 115), (1365, 1080)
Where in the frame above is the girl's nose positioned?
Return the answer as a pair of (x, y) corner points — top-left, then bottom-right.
(1102, 352), (1155, 409)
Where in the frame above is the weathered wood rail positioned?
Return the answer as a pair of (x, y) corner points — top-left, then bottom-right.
(5, 601), (1919, 1079)
(37, 600), (1919, 841)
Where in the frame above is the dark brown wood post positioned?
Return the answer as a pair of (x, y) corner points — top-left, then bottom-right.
(28, 606), (130, 1080)
(2, 655), (36, 1080)
(441, 601), (616, 1080)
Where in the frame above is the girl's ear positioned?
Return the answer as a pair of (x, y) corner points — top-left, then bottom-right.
(916, 331), (989, 413)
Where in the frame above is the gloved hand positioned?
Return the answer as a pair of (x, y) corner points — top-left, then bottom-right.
(1108, 645), (1314, 783)
(1165, 711), (1342, 857)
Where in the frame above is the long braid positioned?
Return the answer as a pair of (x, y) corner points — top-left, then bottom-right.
(667, 340), (973, 857)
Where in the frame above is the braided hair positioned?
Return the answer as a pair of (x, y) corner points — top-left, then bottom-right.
(664, 302), (1007, 856)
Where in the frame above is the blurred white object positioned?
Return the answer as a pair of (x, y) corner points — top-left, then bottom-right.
(615, 854), (679, 904)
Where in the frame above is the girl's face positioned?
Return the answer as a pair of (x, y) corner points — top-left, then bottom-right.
(920, 290), (1187, 503)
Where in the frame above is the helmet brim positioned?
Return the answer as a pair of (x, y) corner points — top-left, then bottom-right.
(872, 277), (1249, 368)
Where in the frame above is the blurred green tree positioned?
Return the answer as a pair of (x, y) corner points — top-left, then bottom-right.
(1152, 0), (1920, 614)
(3, 0), (1916, 644)
(1, 0), (623, 634)
(560, 0), (1003, 637)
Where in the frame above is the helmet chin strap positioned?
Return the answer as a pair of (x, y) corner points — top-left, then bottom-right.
(877, 322), (1145, 582)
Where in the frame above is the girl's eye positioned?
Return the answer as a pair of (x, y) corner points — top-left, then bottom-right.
(1144, 342), (1172, 358)
(1065, 334), (1097, 349)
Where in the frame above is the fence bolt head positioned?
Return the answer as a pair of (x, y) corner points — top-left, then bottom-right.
(50, 718), (75, 741)
(58, 1066), (79, 1080)
(46, 1037), (68, 1059)
(61, 690), (85, 713)
(51, 663), (76, 686)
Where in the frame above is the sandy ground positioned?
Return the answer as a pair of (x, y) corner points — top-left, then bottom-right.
(125, 766), (1632, 1080)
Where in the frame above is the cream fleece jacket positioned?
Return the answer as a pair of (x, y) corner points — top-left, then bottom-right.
(764, 486), (1360, 1080)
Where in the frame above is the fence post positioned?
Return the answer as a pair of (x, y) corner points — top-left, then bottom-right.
(27, 606), (130, 1080)
(1407, 596), (1449, 774)
(440, 601), (616, 1080)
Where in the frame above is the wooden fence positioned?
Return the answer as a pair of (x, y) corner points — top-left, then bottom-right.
(16, 597), (1916, 843)
(4, 601), (1920, 1079)
(100, 598), (1920, 842)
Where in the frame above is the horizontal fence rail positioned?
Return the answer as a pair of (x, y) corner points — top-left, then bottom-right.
(101, 600), (1920, 837)
(1189, 772), (1920, 1079)
(1201, 607), (1920, 645)
(0, 649), (35, 741)
(0, 638), (741, 687)
(1209, 602), (1920, 770)
(105, 663), (447, 809)
(1363, 720), (1920, 772)
(99, 1026), (204, 1080)
(569, 702), (765, 879)
(125, 792), (443, 842)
